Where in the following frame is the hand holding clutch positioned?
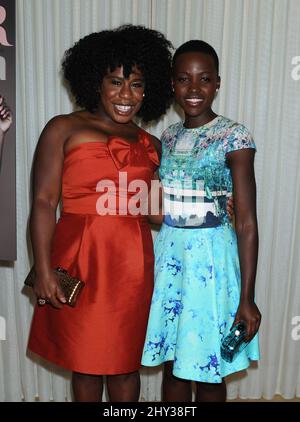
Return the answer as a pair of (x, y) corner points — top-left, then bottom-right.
(221, 321), (249, 363)
(24, 267), (85, 307)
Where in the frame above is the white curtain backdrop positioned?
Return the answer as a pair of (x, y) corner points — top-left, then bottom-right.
(0, 0), (299, 401)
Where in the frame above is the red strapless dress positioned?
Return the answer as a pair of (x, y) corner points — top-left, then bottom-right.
(28, 130), (159, 375)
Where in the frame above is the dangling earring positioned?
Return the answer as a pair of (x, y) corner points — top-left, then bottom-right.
(142, 93), (145, 98)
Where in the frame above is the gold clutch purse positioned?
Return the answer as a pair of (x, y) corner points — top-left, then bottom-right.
(24, 267), (85, 307)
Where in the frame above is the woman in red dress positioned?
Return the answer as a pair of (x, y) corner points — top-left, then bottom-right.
(27, 25), (173, 402)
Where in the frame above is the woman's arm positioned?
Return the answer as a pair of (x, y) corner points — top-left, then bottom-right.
(227, 148), (261, 340)
(30, 116), (69, 308)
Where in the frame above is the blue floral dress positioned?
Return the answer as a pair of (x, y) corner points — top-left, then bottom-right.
(142, 116), (260, 383)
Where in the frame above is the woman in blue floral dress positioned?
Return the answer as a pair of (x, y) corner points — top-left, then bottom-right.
(142, 40), (261, 401)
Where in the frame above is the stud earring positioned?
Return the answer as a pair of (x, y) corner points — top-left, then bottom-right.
(143, 93), (145, 97)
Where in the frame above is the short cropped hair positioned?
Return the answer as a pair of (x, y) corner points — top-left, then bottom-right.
(62, 25), (173, 122)
(172, 40), (219, 75)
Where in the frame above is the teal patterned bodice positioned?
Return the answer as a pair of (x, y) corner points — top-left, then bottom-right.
(160, 116), (256, 228)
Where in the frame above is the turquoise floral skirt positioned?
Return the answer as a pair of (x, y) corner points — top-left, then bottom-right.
(142, 223), (260, 383)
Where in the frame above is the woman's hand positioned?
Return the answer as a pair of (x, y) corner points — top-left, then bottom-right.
(232, 299), (261, 342)
(147, 213), (163, 225)
(33, 270), (66, 309)
(226, 196), (234, 221)
(0, 96), (12, 134)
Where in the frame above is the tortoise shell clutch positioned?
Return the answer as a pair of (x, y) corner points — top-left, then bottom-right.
(24, 267), (85, 307)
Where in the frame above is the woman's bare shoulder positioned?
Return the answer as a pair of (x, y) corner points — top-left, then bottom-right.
(43, 112), (81, 132)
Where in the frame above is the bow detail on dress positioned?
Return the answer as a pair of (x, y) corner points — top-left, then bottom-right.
(107, 131), (160, 170)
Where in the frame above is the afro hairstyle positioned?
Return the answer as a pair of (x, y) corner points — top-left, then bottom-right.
(62, 25), (174, 122)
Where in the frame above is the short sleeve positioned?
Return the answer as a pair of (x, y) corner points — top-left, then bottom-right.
(160, 124), (178, 151)
(160, 127), (169, 145)
(225, 124), (256, 154)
